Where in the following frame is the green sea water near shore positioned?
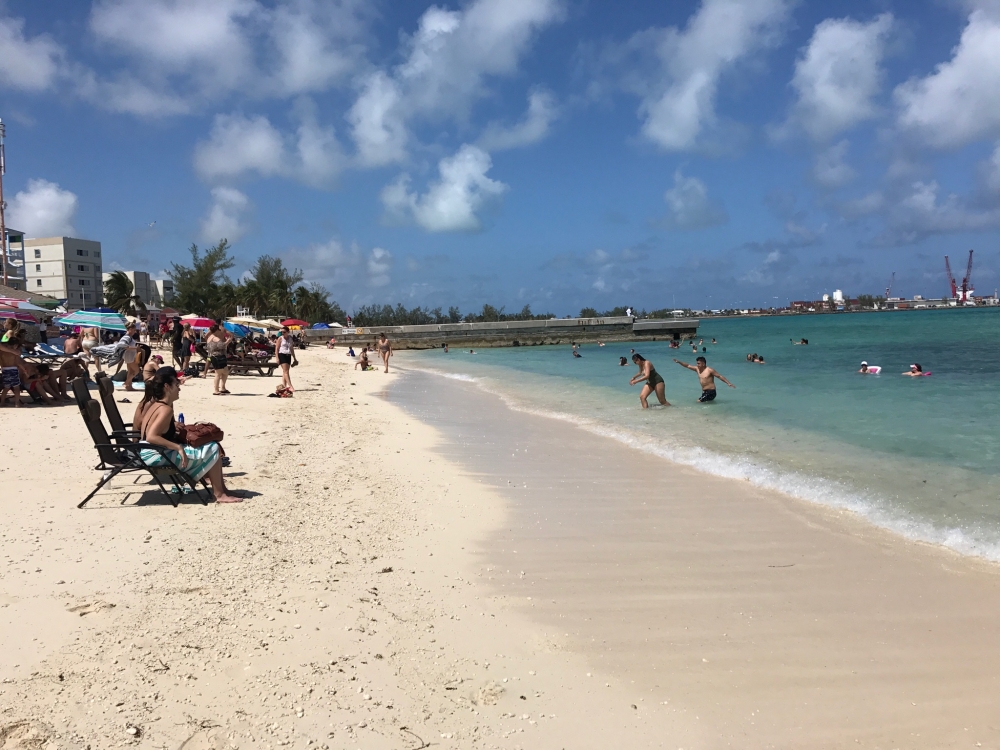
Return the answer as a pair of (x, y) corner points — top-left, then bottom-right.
(406, 308), (1000, 560)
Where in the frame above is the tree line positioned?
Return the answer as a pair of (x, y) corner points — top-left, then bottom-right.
(103, 239), (636, 326)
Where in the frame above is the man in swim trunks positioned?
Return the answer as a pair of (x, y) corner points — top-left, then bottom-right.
(673, 356), (734, 402)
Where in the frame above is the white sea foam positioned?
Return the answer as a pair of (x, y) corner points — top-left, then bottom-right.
(412, 366), (1000, 563)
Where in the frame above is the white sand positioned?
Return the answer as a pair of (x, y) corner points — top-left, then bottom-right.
(0, 350), (695, 749)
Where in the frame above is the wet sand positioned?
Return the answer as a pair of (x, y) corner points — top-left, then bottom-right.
(390, 368), (1000, 749)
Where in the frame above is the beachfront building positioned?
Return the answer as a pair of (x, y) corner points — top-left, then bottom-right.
(1, 227), (27, 290)
(101, 270), (175, 307)
(22, 237), (103, 310)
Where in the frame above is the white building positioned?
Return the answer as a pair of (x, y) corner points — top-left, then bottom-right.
(833, 289), (845, 303)
(23, 237), (103, 310)
(153, 278), (174, 305)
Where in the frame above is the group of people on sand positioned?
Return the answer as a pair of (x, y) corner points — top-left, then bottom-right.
(347, 333), (393, 373)
(1, 319), (90, 406)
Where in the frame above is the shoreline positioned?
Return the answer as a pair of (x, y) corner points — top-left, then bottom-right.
(0, 349), (696, 749)
(4, 347), (999, 748)
(389, 362), (1000, 748)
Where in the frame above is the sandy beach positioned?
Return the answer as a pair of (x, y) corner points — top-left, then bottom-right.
(3, 349), (1000, 749)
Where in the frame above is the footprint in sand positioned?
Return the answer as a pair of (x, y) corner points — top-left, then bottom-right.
(66, 600), (116, 617)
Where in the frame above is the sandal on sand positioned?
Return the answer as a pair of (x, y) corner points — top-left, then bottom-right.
(221, 389), (231, 394)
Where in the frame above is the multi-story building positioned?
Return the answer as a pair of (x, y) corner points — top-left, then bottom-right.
(153, 278), (174, 305)
(2, 228), (26, 290)
(23, 237), (103, 310)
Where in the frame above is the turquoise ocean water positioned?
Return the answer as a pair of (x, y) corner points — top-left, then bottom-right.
(406, 308), (1000, 560)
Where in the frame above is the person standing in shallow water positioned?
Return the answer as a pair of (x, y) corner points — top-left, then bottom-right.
(629, 353), (670, 409)
(673, 356), (735, 403)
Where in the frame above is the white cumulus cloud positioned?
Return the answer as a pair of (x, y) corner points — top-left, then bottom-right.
(782, 13), (894, 142)
(626, 0), (792, 151)
(200, 187), (251, 244)
(662, 170), (727, 229)
(895, 7), (1000, 148)
(347, 72), (408, 167)
(367, 247), (392, 287)
(875, 180), (1000, 245)
(347, 0), (562, 163)
(194, 107), (343, 187)
(0, 15), (63, 91)
(8, 179), (78, 238)
(381, 144), (508, 232)
(478, 89), (558, 151)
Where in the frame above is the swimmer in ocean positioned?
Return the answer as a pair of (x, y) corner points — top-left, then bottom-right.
(902, 363), (928, 376)
(630, 353), (670, 409)
(619, 356), (628, 366)
(673, 356), (735, 403)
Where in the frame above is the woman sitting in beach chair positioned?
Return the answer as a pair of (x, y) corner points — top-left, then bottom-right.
(136, 367), (242, 503)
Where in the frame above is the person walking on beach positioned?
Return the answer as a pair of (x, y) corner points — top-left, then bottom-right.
(378, 332), (392, 373)
(277, 326), (298, 391)
(170, 317), (185, 369)
(630, 353), (670, 408)
(673, 356), (735, 403)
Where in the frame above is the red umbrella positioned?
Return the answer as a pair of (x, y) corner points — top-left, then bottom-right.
(182, 317), (216, 329)
(281, 318), (308, 327)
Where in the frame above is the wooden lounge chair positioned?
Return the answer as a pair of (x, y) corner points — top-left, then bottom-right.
(76, 397), (209, 508)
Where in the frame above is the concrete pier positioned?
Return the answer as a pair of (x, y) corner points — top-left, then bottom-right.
(311, 316), (699, 350)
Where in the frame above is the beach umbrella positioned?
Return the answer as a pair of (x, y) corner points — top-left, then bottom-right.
(182, 317), (216, 329)
(0, 304), (38, 323)
(254, 319), (284, 330)
(311, 322), (330, 329)
(223, 321), (250, 337)
(53, 308), (128, 331)
(281, 318), (308, 327)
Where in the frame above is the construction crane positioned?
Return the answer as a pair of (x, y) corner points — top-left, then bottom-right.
(885, 271), (895, 299)
(960, 249), (974, 303)
(944, 255), (958, 299)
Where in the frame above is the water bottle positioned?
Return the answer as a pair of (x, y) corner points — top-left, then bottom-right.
(178, 413), (185, 425)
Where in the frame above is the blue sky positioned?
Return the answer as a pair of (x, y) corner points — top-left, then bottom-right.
(2, 0), (1000, 313)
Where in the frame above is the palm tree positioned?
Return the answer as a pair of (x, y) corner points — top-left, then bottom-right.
(103, 271), (148, 317)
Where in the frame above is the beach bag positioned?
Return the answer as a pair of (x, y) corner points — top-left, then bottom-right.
(184, 422), (224, 447)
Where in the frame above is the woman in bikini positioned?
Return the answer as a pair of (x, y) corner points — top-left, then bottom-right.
(81, 325), (101, 370)
(137, 366), (241, 503)
(204, 322), (231, 395)
(377, 332), (392, 373)
(630, 353), (670, 409)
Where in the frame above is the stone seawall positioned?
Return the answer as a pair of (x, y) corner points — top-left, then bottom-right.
(306, 316), (700, 350)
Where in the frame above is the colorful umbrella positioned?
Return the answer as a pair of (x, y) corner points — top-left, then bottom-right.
(223, 321), (250, 337)
(311, 322), (330, 329)
(55, 308), (128, 331)
(0, 304), (38, 323)
(281, 319), (308, 327)
(181, 317), (216, 330)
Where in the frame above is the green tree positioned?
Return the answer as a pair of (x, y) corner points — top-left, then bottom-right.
(579, 307), (599, 318)
(102, 271), (148, 317)
(169, 240), (236, 317)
